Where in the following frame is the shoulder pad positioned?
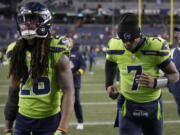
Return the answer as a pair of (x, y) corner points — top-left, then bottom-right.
(108, 38), (123, 50)
(58, 37), (70, 46)
(6, 42), (16, 58)
(147, 37), (169, 50)
(6, 42), (16, 53)
(161, 41), (169, 50)
(149, 37), (166, 44)
(51, 36), (71, 47)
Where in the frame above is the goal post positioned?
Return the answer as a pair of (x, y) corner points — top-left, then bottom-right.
(137, 0), (174, 45)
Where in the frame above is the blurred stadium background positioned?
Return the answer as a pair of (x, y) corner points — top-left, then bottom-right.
(0, 0), (180, 135)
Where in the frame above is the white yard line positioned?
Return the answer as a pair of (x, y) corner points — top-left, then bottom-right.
(0, 84), (171, 94)
(0, 80), (9, 82)
(81, 100), (175, 105)
(0, 85), (8, 88)
(0, 92), (7, 95)
(0, 100), (175, 107)
(0, 120), (180, 128)
(0, 104), (5, 107)
(70, 120), (180, 126)
(0, 124), (4, 128)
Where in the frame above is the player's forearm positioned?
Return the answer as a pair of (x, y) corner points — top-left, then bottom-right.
(161, 61), (179, 84)
(59, 90), (74, 130)
(105, 60), (117, 89)
(5, 120), (14, 132)
(165, 72), (179, 84)
(153, 72), (179, 88)
(4, 87), (19, 121)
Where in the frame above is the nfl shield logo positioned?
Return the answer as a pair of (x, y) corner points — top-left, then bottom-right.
(123, 33), (131, 40)
(131, 56), (136, 61)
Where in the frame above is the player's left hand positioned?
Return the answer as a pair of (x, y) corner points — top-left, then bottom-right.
(74, 71), (81, 76)
(107, 85), (119, 99)
(5, 133), (12, 135)
(54, 130), (67, 135)
(4, 128), (12, 135)
(135, 72), (155, 88)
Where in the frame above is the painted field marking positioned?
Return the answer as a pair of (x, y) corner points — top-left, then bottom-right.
(0, 100), (175, 107)
(0, 120), (180, 128)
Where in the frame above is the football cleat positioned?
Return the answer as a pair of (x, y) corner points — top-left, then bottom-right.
(76, 123), (84, 130)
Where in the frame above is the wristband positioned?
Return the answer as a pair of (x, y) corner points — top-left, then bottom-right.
(154, 77), (168, 88)
(153, 78), (157, 88)
(4, 128), (12, 133)
(58, 128), (68, 133)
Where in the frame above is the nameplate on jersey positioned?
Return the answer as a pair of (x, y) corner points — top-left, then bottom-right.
(106, 50), (125, 55)
(141, 50), (169, 56)
(49, 47), (65, 52)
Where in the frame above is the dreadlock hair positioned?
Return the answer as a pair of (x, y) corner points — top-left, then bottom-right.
(9, 36), (52, 84)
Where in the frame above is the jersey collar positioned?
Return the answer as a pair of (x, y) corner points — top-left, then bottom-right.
(131, 37), (146, 53)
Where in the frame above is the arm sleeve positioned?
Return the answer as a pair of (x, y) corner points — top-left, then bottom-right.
(105, 60), (117, 89)
(79, 52), (86, 72)
(157, 41), (171, 66)
(4, 87), (19, 121)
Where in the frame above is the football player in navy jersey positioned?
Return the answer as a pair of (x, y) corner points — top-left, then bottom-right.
(168, 27), (180, 115)
(70, 43), (86, 130)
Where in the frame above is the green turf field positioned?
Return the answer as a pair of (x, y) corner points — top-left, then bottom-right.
(0, 58), (180, 135)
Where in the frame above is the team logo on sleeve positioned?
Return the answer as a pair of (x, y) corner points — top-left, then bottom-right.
(58, 38), (69, 46)
(161, 42), (169, 50)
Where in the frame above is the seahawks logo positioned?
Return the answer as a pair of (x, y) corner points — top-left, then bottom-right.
(58, 38), (69, 46)
(19, 7), (31, 15)
(123, 33), (131, 40)
(161, 42), (169, 50)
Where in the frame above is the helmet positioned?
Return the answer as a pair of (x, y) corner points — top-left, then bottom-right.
(16, 2), (52, 39)
(117, 13), (141, 42)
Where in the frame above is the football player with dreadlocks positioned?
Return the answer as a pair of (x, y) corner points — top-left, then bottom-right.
(4, 2), (74, 135)
(105, 13), (179, 135)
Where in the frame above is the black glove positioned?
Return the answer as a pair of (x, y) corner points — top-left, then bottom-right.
(74, 71), (81, 76)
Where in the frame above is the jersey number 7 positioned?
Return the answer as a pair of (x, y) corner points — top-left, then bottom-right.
(127, 65), (142, 91)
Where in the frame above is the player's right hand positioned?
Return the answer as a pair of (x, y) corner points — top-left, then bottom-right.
(54, 130), (67, 135)
(107, 85), (119, 100)
(135, 72), (155, 88)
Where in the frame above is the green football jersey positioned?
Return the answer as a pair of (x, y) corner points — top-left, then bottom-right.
(0, 51), (3, 59)
(106, 37), (170, 103)
(6, 36), (70, 118)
